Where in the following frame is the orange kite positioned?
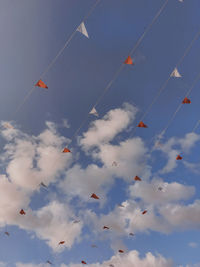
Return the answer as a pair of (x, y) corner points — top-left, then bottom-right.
(62, 147), (71, 153)
(137, 121), (148, 128)
(176, 155), (182, 160)
(134, 176), (142, 181)
(19, 209), (26, 215)
(142, 210), (147, 215)
(182, 97), (191, 104)
(124, 56), (134, 65)
(35, 79), (48, 89)
(91, 193), (99, 200)
(59, 241), (65, 245)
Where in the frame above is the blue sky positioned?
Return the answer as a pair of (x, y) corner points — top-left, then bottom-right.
(0, 0), (200, 266)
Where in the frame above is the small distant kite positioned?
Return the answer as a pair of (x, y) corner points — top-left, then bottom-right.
(77, 22), (89, 38)
(89, 107), (98, 117)
(118, 250), (124, 253)
(62, 147), (71, 153)
(103, 226), (110, 230)
(81, 260), (87, 265)
(4, 232), (10, 236)
(19, 209), (26, 215)
(176, 155), (182, 160)
(35, 79), (48, 89)
(137, 121), (148, 128)
(142, 210), (147, 215)
(182, 97), (191, 104)
(134, 176), (142, 181)
(170, 68), (182, 78)
(124, 56), (134, 65)
(58, 241), (65, 245)
(90, 193), (99, 200)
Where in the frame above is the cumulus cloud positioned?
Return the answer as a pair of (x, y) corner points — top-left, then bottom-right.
(80, 103), (137, 150)
(16, 250), (173, 267)
(154, 133), (200, 174)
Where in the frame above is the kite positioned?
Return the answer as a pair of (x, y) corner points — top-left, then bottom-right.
(118, 204), (125, 208)
(112, 161), (118, 166)
(35, 79), (48, 89)
(46, 261), (52, 265)
(124, 56), (134, 65)
(40, 182), (47, 188)
(77, 22), (89, 38)
(170, 68), (182, 78)
(62, 147), (71, 153)
(81, 261), (87, 265)
(118, 250), (124, 253)
(59, 241), (65, 245)
(19, 209), (26, 215)
(137, 121), (148, 128)
(129, 233), (134, 236)
(176, 155), (182, 160)
(73, 220), (80, 224)
(4, 232), (10, 236)
(91, 244), (97, 248)
(134, 176), (142, 181)
(103, 226), (110, 230)
(90, 193), (99, 200)
(89, 107), (98, 117)
(142, 210), (147, 215)
(182, 97), (191, 104)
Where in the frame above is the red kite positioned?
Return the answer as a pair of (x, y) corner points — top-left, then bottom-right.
(81, 261), (87, 265)
(124, 56), (134, 65)
(176, 155), (182, 160)
(103, 226), (109, 230)
(62, 147), (71, 153)
(134, 176), (141, 181)
(19, 209), (26, 215)
(59, 241), (65, 245)
(142, 210), (147, 215)
(118, 250), (124, 253)
(137, 121), (148, 128)
(91, 193), (99, 200)
(4, 232), (10, 236)
(35, 79), (48, 89)
(182, 97), (191, 104)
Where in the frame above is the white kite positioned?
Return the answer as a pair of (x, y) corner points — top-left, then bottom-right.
(170, 68), (182, 78)
(89, 107), (98, 117)
(77, 22), (89, 38)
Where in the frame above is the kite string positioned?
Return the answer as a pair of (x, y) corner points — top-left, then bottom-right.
(131, 27), (200, 135)
(160, 70), (200, 137)
(12, 0), (101, 118)
(70, 0), (170, 142)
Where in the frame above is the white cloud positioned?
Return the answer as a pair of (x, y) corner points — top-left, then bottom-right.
(80, 103), (137, 150)
(188, 242), (198, 248)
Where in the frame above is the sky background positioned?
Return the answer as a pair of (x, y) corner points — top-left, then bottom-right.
(0, 0), (200, 266)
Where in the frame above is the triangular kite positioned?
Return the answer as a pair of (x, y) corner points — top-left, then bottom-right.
(19, 209), (26, 215)
(137, 121), (148, 128)
(91, 193), (99, 200)
(124, 56), (134, 65)
(62, 147), (71, 153)
(59, 241), (65, 245)
(118, 250), (124, 253)
(89, 107), (98, 117)
(170, 68), (181, 78)
(35, 79), (48, 89)
(176, 155), (182, 160)
(134, 176), (142, 181)
(182, 97), (191, 104)
(77, 22), (89, 38)
(81, 261), (87, 265)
